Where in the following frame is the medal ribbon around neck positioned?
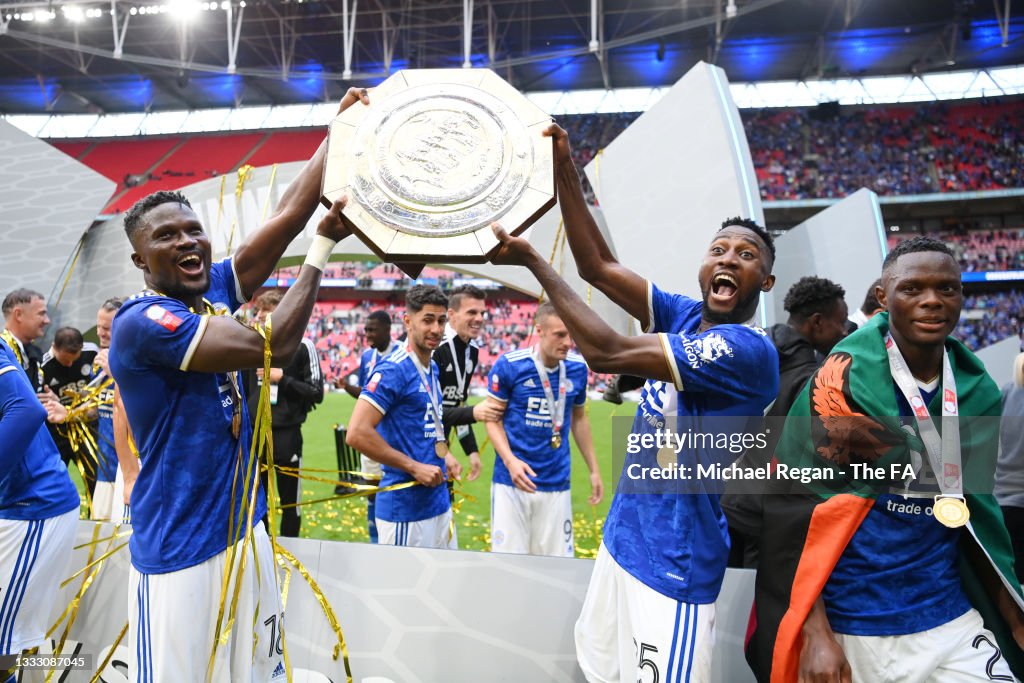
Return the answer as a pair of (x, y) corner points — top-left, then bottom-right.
(409, 346), (446, 455)
(531, 347), (567, 447)
(147, 289), (243, 438)
(0, 329), (25, 368)
(884, 332), (968, 527)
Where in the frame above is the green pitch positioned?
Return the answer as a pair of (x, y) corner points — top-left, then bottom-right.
(292, 391), (632, 557)
(70, 392), (633, 557)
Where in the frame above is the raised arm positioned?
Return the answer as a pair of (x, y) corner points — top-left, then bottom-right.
(232, 88), (370, 299)
(545, 123), (650, 329)
(187, 200), (350, 373)
(490, 224), (673, 382)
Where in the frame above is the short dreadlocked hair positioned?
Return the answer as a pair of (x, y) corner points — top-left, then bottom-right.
(124, 190), (193, 242)
(783, 276), (846, 322)
(882, 236), (956, 274)
(719, 217), (776, 266)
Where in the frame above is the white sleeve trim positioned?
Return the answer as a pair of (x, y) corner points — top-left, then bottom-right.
(230, 257), (249, 305)
(0, 366), (16, 379)
(359, 394), (387, 415)
(301, 338), (322, 384)
(485, 392), (508, 403)
(179, 315), (210, 372)
(642, 280), (655, 333)
(659, 333), (684, 391)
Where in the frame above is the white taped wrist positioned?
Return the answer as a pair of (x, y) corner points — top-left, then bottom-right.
(304, 234), (337, 271)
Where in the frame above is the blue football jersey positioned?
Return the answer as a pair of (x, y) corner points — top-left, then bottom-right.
(0, 343), (79, 521)
(603, 281), (779, 603)
(358, 341), (397, 389)
(94, 373), (119, 483)
(486, 348), (589, 491)
(110, 258), (264, 574)
(823, 382), (971, 635)
(359, 347), (450, 523)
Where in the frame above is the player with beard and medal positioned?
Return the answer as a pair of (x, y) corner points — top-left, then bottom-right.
(487, 123), (779, 683)
(347, 285), (464, 549)
(484, 303), (602, 557)
(340, 310), (397, 542)
(108, 86), (369, 683)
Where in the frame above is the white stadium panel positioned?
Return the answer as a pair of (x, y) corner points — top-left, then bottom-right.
(0, 118), (117, 326)
(47, 521), (759, 683)
(585, 61), (763, 304)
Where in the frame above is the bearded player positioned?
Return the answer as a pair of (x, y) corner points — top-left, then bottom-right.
(489, 123), (779, 682)
(485, 303), (602, 557)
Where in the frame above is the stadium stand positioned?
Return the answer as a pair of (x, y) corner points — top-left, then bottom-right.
(105, 132), (264, 212)
(50, 98), (1024, 210)
(889, 229), (1024, 272)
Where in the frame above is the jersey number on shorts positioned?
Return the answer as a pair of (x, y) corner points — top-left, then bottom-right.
(971, 634), (1013, 682)
(633, 638), (660, 683)
(264, 615), (285, 658)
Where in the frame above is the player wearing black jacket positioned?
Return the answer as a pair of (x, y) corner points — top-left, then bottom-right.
(244, 291), (325, 537)
(41, 327), (101, 493)
(434, 286), (505, 481)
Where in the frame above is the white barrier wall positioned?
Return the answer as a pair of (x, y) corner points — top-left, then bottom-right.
(39, 521), (757, 683)
(584, 62), (764, 304)
(766, 188), (888, 327)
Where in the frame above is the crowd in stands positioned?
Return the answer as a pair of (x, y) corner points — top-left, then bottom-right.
(889, 228), (1024, 272)
(746, 100), (1024, 200)
(53, 97), (1024, 207)
(956, 290), (1024, 351)
(248, 293), (617, 393)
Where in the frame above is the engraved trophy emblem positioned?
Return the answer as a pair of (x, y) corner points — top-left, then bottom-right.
(322, 69), (556, 277)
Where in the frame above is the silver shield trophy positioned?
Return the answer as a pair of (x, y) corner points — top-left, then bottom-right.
(321, 69), (556, 277)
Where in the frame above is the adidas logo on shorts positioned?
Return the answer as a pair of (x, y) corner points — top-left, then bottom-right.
(271, 662), (286, 680)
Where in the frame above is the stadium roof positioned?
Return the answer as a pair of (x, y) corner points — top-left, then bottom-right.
(0, 0), (1021, 114)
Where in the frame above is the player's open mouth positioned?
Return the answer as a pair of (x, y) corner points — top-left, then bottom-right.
(710, 273), (739, 304)
(177, 253), (204, 276)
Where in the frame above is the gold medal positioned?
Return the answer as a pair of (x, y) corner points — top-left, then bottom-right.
(435, 441), (447, 458)
(551, 434), (562, 449)
(933, 496), (970, 528)
(656, 447), (677, 469)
